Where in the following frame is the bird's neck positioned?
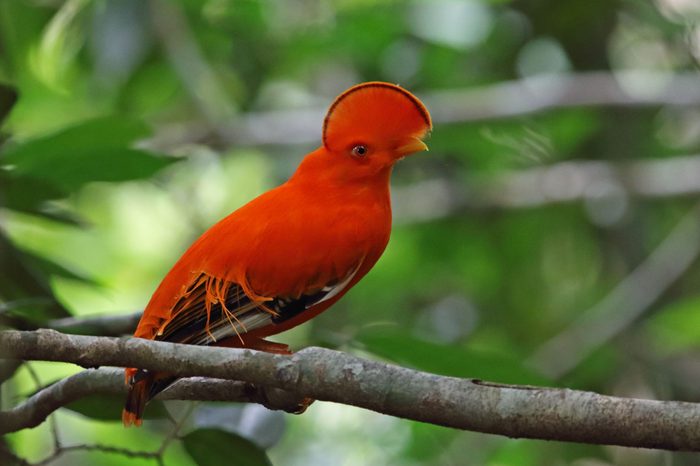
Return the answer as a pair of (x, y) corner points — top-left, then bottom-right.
(288, 147), (393, 203)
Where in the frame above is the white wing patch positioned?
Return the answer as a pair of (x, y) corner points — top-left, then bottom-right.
(316, 262), (362, 305)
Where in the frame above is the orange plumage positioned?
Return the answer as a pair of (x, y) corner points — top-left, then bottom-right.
(122, 82), (432, 426)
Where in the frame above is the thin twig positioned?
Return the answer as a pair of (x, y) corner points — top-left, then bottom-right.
(33, 443), (159, 466)
(148, 0), (236, 135)
(154, 401), (196, 465)
(24, 364), (62, 454)
(0, 367), (303, 435)
(24, 376), (196, 465)
(528, 202), (700, 378)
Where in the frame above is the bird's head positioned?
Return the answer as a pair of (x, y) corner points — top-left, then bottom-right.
(322, 82), (432, 171)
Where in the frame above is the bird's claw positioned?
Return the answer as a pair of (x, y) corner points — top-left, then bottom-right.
(243, 382), (314, 414)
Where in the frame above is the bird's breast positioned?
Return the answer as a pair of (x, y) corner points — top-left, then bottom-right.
(237, 183), (392, 298)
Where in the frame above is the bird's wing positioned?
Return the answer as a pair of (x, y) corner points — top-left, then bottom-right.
(153, 265), (361, 347)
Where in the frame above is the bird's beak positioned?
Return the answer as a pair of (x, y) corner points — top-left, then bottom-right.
(396, 137), (429, 157)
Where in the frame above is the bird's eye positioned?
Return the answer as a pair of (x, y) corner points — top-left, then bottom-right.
(351, 145), (368, 157)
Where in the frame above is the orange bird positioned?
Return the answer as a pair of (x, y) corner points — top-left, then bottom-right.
(122, 82), (432, 426)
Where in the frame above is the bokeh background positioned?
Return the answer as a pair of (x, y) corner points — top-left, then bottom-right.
(2, 0), (700, 465)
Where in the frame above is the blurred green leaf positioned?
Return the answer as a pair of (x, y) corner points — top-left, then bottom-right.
(21, 248), (93, 284)
(0, 232), (70, 326)
(0, 360), (22, 384)
(27, 0), (89, 92)
(64, 394), (168, 421)
(647, 296), (700, 354)
(488, 440), (542, 466)
(557, 346), (620, 391)
(0, 439), (25, 466)
(183, 428), (272, 466)
(192, 403), (286, 450)
(0, 116), (174, 194)
(0, 1), (53, 75)
(357, 328), (550, 385)
(0, 171), (65, 210)
(0, 83), (18, 127)
(403, 422), (460, 462)
(0, 171), (87, 224)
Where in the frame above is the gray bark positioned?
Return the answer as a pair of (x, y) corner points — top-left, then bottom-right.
(1, 329), (699, 451)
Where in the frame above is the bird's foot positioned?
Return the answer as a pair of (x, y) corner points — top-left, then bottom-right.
(243, 383), (314, 414)
(290, 396), (315, 414)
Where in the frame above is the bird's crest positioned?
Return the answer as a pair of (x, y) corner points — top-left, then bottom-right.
(322, 82), (432, 151)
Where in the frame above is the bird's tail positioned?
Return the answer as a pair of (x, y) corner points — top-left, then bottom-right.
(122, 369), (176, 427)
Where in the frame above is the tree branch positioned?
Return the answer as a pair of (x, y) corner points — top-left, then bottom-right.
(393, 154), (700, 222)
(47, 312), (140, 336)
(0, 366), (304, 434)
(426, 70), (700, 124)
(148, 70), (700, 150)
(1, 330), (700, 451)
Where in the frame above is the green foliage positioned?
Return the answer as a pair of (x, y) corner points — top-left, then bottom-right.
(0, 0), (698, 465)
(1, 116), (173, 201)
(358, 328), (549, 385)
(183, 429), (272, 466)
(647, 296), (700, 354)
(0, 83), (17, 126)
(64, 394), (169, 421)
(0, 232), (71, 324)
